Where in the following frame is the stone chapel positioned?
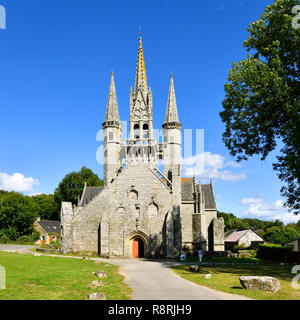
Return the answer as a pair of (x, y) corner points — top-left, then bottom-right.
(60, 37), (225, 258)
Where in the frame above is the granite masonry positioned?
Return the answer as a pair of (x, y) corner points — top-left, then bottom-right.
(60, 37), (225, 258)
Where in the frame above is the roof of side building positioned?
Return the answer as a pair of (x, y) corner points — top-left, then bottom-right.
(80, 186), (104, 206)
(181, 178), (216, 209)
(38, 220), (61, 233)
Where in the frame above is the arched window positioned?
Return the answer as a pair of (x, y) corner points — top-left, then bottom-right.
(134, 124), (139, 130)
(129, 190), (138, 201)
(143, 123), (149, 130)
(149, 202), (159, 217)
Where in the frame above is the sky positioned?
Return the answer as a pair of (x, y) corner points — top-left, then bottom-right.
(0, 0), (298, 224)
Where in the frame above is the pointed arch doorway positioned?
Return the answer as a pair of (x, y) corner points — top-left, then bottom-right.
(132, 237), (145, 258)
(126, 231), (149, 259)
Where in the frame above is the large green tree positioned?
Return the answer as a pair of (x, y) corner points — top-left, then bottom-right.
(262, 225), (300, 245)
(220, 0), (300, 214)
(31, 194), (59, 221)
(54, 166), (103, 208)
(0, 192), (37, 239)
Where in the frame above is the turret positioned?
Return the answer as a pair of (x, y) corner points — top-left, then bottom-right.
(102, 72), (121, 186)
(162, 74), (182, 187)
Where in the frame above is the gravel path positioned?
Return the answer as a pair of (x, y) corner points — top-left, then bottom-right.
(0, 244), (37, 252)
(102, 258), (251, 300)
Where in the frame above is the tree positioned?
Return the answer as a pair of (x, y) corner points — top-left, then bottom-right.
(54, 166), (103, 208)
(217, 211), (251, 231)
(262, 225), (300, 245)
(220, 0), (300, 214)
(32, 194), (59, 221)
(0, 192), (37, 239)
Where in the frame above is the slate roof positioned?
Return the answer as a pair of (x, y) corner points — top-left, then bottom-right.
(181, 178), (194, 201)
(224, 230), (250, 242)
(181, 179), (216, 209)
(201, 184), (216, 209)
(81, 186), (104, 206)
(38, 220), (61, 234)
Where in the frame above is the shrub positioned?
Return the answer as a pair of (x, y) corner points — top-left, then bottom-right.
(17, 235), (32, 244)
(233, 244), (250, 252)
(0, 235), (11, 244)
(257, 243), (292, 262)
(31, 231), (40, 242)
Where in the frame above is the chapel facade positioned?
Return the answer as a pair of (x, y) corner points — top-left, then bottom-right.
(60, 37), (225, 258)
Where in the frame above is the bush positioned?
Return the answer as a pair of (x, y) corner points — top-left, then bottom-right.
(257, 243), (292, 262)
(233, 244), (250, 252)
(0, 235), (11, 244)
(17, 235), (32, 244)
(32, 231), (40, 242)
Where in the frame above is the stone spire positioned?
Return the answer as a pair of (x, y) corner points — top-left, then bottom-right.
(103, 72), (120, 126)
(164, 74), (180, 124)
(134, 37), (148, 95)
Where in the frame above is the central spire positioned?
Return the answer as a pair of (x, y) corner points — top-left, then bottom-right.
(134, 36), (148, 95)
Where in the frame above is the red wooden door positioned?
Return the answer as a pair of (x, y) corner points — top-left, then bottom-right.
(132, 239), (139, 258)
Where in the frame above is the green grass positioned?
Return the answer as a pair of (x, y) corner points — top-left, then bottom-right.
(178, 256), (262, 264)
(0, 252), (132, 300)
(172, 263), (300, 300)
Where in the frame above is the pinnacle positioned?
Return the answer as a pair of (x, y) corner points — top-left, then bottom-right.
(104, 72), (120, 122)
(164, 74), (179, 123)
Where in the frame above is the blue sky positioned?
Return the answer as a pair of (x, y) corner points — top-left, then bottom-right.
(0, 0), (298, 224)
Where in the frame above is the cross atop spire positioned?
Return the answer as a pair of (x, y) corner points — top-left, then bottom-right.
(164, 74), (180, 124)
(104, 72), (120, 124)
(134, 36), (148, 95)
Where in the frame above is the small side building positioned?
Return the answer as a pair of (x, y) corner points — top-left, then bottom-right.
(224, 229), (264, 250)
(287, 238), (300, 252)
(34, 218), (61, 245)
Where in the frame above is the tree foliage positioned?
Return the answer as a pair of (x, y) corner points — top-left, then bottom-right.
(31, 194), (59, 221)
(54, 166), (103, 207)
(220, 0), (300, 214)
(0, 192), (37, 240)
(262, 225), (300, 245)
(218, 210), (300, 245)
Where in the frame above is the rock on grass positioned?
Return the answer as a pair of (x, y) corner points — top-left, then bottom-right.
(86, 292), (106, 300)
(239, 276), (280, 292)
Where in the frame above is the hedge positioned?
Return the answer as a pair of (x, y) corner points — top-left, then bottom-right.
(256, 243), (292, 262)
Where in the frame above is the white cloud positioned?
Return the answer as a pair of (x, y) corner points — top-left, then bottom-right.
(240, 197), (299, 224)
(28, 192), (42, 197)
(181, 152), (246, 182)
(240, 198), (264, 205)
(0, 172), (40, 193)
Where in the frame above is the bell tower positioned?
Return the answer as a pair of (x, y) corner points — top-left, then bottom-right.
(123, 36), (158, 166)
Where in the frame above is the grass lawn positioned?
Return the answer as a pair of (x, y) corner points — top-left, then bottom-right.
(172, 263), (300, 300)
(178, 256), (262, 264)
(0, 252), (131, 300)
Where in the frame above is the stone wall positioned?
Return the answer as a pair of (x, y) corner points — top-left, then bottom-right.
(67, 163), (181, 258)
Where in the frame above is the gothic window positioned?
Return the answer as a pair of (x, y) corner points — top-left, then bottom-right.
(149, 202), (158, 217)
(118, 207), (125, 214)
(143, 123), (149, 130)
(129, 190), (138, 201)
(134, 124), (139, 130)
